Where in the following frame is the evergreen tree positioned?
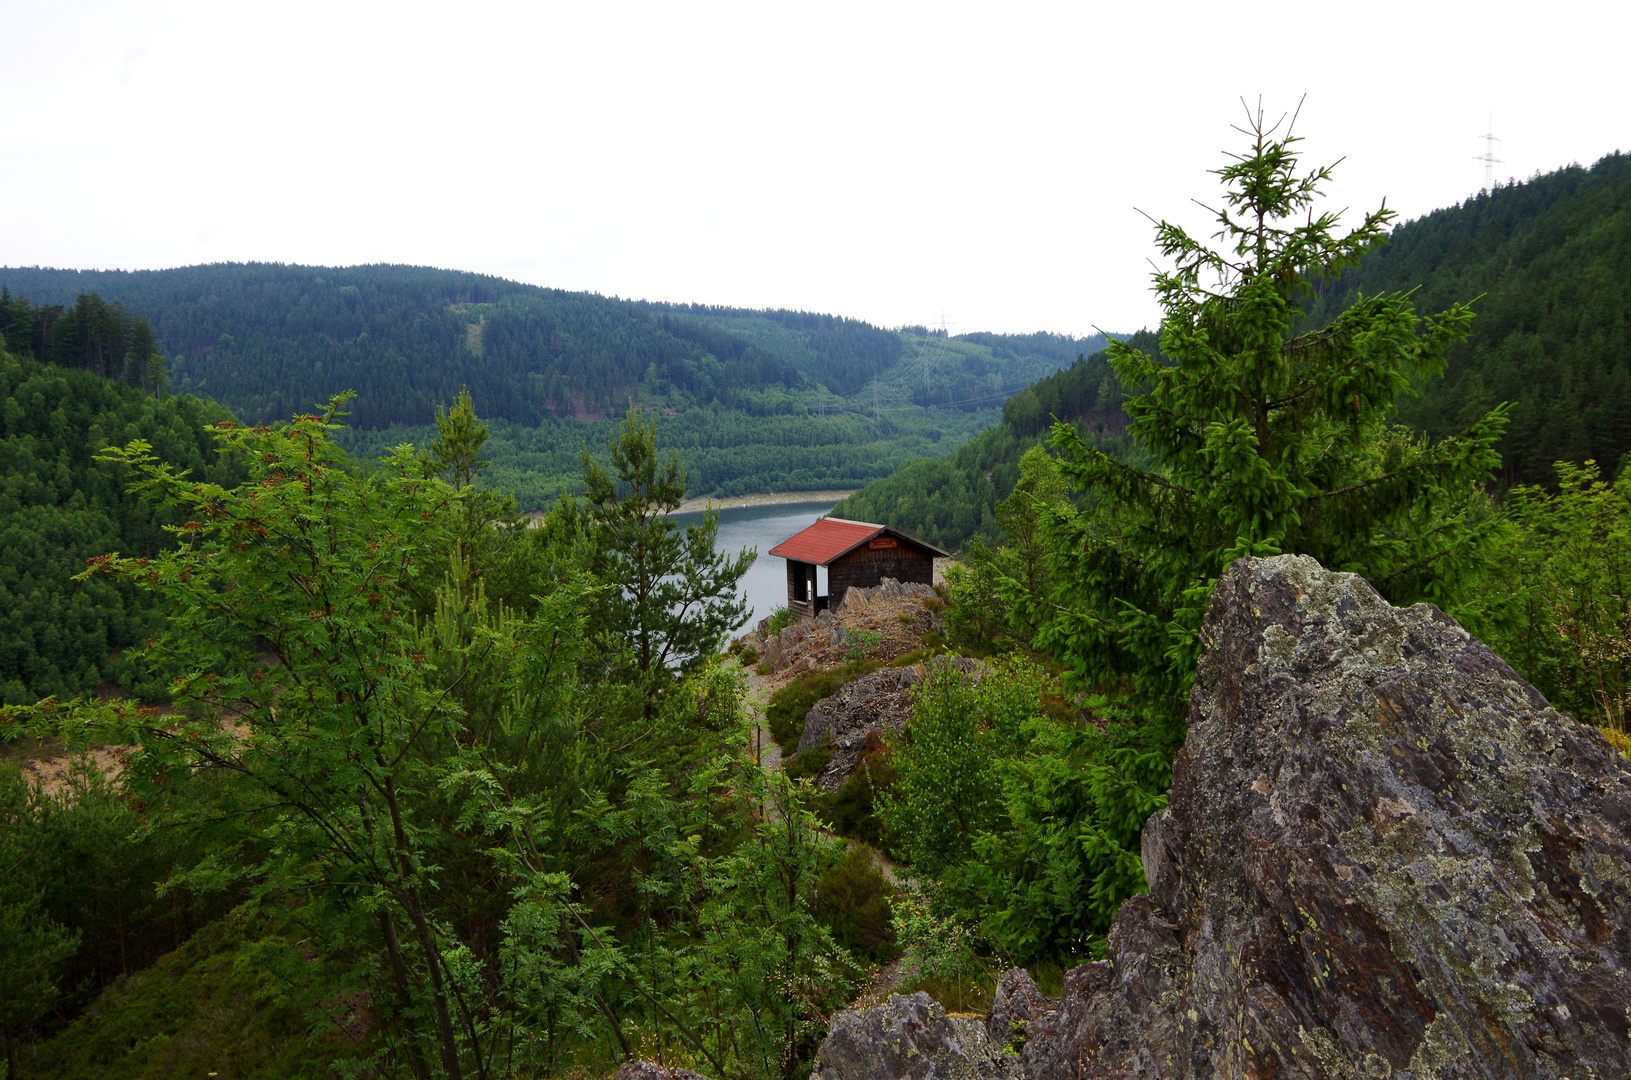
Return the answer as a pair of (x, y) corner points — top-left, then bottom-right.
(575, 405), (754, 681)
(1033, 105), (1508, 728)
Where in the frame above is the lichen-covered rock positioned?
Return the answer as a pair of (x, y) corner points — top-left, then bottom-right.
(610, 1061), (712, 1080)
(986, 968), (1057, 1048)
(812, 992), (1018, 1080)
(798, 657), (986, 791)
(1023, 554), (1631, 1079)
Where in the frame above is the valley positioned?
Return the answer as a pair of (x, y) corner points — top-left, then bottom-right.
(1, 137), (1628, 1080)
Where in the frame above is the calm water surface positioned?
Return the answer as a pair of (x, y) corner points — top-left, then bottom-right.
(673, 499), (839, 634)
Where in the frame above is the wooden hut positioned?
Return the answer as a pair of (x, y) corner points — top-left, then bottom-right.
(768, 517), (948, 620)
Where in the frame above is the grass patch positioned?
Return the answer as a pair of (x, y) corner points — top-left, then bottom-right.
(765, 606), (793, 635)
(889, 646), (948, 668)
(897, 970), (998, 1015)
(843, 629), (884, 662)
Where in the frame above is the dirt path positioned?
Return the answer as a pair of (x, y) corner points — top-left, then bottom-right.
(743, 667), (782, 771)
(739, 664), (900, 896)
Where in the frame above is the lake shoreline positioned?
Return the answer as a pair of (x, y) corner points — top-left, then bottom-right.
(674, 489), (859, 514)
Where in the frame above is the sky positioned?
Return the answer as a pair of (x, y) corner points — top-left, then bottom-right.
(2, 0), (1626, 337)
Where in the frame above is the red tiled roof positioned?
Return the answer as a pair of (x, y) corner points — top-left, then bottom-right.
(768, 517), (950, 564)
(768, 518), (883, 565)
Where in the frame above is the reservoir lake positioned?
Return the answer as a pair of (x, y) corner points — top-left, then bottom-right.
(673, 498), (840, 635)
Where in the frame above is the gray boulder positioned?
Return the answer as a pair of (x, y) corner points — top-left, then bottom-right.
(1022, 554), (1631, 1079)
(811, 992), (1018, 1080)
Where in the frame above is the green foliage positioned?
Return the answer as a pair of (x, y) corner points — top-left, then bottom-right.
(1305, 151), (1631, 485)
(0, 266), (1108, 511)
(32, 765), (247, 1025)
(765, 606), (792, 635)
(570, 405), (755, 678)
(616, 760), (860, 1080)
(843, 629), (884, 662)
(943, 446), (1071, 653)
(18, 911), (356, 1080)
(0, 346), (241, 704)
(832, 338), (1150, 554)
(878, 660), (1168, 963)
(1000, 339), (1131, 438)
(811, 845), (897, 964)
(888, 879), (983, 984)
(782, 745), (833, 782)
(0, 761), (79, 1073)
(0, 756), (249, 1070)
(1, 397), (879, 1079)
(1465, 460), (1631, 730)
(1033, 110), (1506, 729)
(0, 289), (167, 393)
(340, 401), (1005, 512)
(809, 739), (897, 852)
(878, 663), (1023, 877)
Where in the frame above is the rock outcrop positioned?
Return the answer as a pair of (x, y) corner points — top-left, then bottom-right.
(746, 578), (944, 675)
(798, 656), (986, 791)
(985, 968), (1058, 1049)
(810, 992), (1018, 1080)
(611, 1063), (711, 1080)
(1016, 554), (1631, 1078)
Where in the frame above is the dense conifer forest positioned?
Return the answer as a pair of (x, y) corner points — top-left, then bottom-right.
(842, 152), (1631, 552)
(831, 332), (1158, 551)
(0, 344), (239, 703)
(0, 265), (1107, 507)
(1306, 151), (1631, 485)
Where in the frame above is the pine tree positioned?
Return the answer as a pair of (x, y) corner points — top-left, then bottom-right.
(577, 405), (754, 681)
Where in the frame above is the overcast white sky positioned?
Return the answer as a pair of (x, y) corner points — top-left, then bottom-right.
(2, 0), (1626, 337)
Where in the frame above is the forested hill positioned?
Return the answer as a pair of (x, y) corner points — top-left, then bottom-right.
(1306, 151), (1631, 484)
(832, 332), (1155, 551)
(847, 152), (1631, 550)
(0, 347), (240, 703)
(0, 263), (1105, 433)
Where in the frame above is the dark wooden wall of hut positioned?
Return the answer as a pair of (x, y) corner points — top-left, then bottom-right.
(786, 559), (819, 619)
(828, 542), (934, 606)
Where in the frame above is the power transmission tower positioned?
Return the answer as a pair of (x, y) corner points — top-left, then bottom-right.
(1475, 115), (1504, 191)
(919, 310), (953, 399)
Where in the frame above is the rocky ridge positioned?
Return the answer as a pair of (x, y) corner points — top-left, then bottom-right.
(809, 554), (1631, 1079)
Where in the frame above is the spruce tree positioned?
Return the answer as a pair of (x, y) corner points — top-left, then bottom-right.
(1034, 104), (1508, 730)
